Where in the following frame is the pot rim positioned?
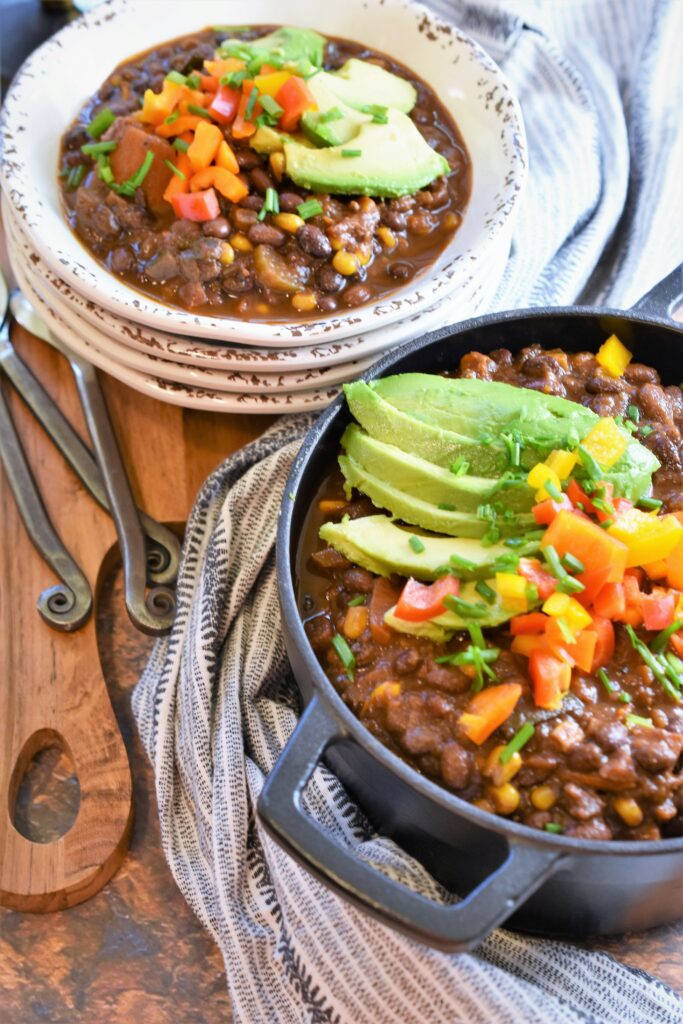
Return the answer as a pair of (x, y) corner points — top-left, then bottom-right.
(277, 301), (683, 858)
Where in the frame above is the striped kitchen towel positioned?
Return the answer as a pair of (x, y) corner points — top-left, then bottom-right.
(133, 2), (683, 1022)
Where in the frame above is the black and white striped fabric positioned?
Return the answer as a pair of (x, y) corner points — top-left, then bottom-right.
(133, 2), (683, 1021)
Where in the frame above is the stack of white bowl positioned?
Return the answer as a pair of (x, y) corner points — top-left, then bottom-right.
(0, 0), (526, 413)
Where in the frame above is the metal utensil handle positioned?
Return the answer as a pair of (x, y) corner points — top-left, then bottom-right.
(259, 697), (564, 951)
(69, 355), (175, 635)
(0, 339), (180, 587)
(0, 385), (91, 631)
(630, 262), (683, 319)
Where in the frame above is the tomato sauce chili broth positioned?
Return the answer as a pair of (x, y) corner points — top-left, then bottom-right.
(58, 27), (471, 320)
(298, 347), (683, 842)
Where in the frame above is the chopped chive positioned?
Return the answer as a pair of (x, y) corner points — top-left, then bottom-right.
(562, 552), (585, 574)
(475, 580), (496, 605)
(347, 595), (366, 608)
(627, 404), (640, 423)
(361, 103), (389, 123)
(186, 72), (202, 90)
(481, 525), (501, 547)
(320, 107), (343, 123)
(128, 150), (154, 188)
(625, 625), (681, 702)
(66, 163), (85, 189)
(331, 633), (355, 680)
(409, 535), (426, 554)
(636, 496), (662, 511)
(173, 137), (190, 153)
(449, 553), (477, 573)
(443, 595), (488, 618)
(556, 616), (575, 645)
(626, 713), (654, 729)
(187, 103), (212, 119)
(598, 668), (618, 694)
(504, 537), (525, 548)
(639, 424), (654, 437)
(577, 445), (602, 480)
(500, 722), (535, 764)
(651, 620), (683, 653)
(545, 479), (562, 502)
(245, 86), (260, 122)
(221, 69), (249, 89)
(599, 518), (614, 530)
(164, 109), (180, 124)
(525, 583), (539, 604)
(166, 70), (188, 86)
(81, 139), (118, 156)
(297, 199), (324, 220)
(86, 106), (115, 138)
(258, 186), (280, 221)
(450, 458), (469, 476)
(543, 544), (564, 578)
(619, 691), (632, 703)
(545, 823), (563, 834)
(467, 623), (486, 649)
(164, 159), (186, 180)
(259, 94), (284, 118)
(341, 148), (362, 158)
(438, 502), (456, 511)
(555, 576), (585, 595)
(96, 154), (113, 183)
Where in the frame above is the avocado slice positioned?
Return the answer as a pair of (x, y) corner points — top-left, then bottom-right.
(339, 453), (535, 538)
(221, 26), (326, 71)
(322, 58), (417, 114)
(341, 424), (534, 513)
(320, 514), (540, 581)
(301, 72), (371, 148)
(284, 111), (449, 198)
(344, 381), (508, 475)
(385, 579), (524, 641)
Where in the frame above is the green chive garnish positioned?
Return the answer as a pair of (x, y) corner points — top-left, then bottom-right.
(627, 404), (640, 423)
(438, 502), (456, 511)
(164, 110), (180, 125)
(164, 159), (186, 180)
(347, 595), (365, 608)
(475, 580), (496, 605)
(259, 94), (284, 118)
(619, 691), (632, 703)
(297, 199), (324, 220)
(544, 479), (562, 502)
(636, 496), (662, 511)
(409, 535), (425, 553)
(66, 163), (85, 190)
(543, 544), (564, 578)
(597, 668), (618, 694)
(341, 148), (362, 158)
(562, 553), (585, 574)
(449, 553), (477, 573)
(443, 595), (488, 618)
(166, 70), (188, 86)
(500, 722), (535, 764)
(81, 139), (118, 156)
(450, 458), (469, 476)
(331, 633), (355, 680)
(361, 103), (389, 123)
(555, 575), (585, 595)
(186, 72), (202, 90)
(245, 86), (260, 122)
(640, 425), (654, 437)
(86, 106), (115, 138)
(187, 103), (212, 119)
(467, 623), (486, 649)
(128, 150), (154, 188)
(258, 186), (280, 221)
(221, 69), (249, 89)
(626, 713), (654, 729)
(319, 107), (343, 123)
(504, 537), (525, 548)
(625, 625), (681, 702)
(577, 445), (603, 480)
(545, 823), (563, 834)
(173, 138), (190, 153)
(651, 620), (683, 654)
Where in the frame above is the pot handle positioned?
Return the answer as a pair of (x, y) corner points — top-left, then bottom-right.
(630, 262), (683, 319)
(258, 697), (564, 951)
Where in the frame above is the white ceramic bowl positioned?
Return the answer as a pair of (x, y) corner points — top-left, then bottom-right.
(0, 0), (526, 344)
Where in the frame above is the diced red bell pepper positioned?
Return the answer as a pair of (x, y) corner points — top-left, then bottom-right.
(368, 577), (401, 644)
(589, 614), (615, 671)
(459, 683), (522, 745)
(575, 564), (612, 607)
(593, 581), (626, 619)
(170, 187), (220, 222)
(209, 84), (241, 124)
(545, 619), (597, 673)
(518, 557), (557, 600)
(394, 576), (460, 622)
(671, 633), (683, 658)
(529, 649), (571, 710)
(275, 75), (316, 132)
(641, 591), (676, 631)
(510, 612), (548, 635)
(533, 495), (573, 526)
(232, 81), (258, 139)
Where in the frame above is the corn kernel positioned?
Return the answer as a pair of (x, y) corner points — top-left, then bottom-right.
(545, 449), (578, 480)
(531, 785), (557, 811)
(231, 232), (253, 252)
(580, 417), (629, 468)
(527, 463), (562, 502)
(333, 250), (360, 276)
(318, 499), (347, 514)
(484, 744), (521, 785)
(356, 245), (373, 266)
(377, 226), (397, 250)
(613, 796), (643, 828)
(596, 334), (632, 378)
(219, 242), (235, 266)
(343, 605), (369, 640)
(489, 783), (520, 815)
(269, 151), (285, 181)
(496, 572), (529, 613)
(443, 211), (461, 231)
(256, 302), (270, 314)
(292, 291), (318, 312)
(330, 236), (344, 250)
(362, 681), (401, 715)
(274, 212), (305, 233)
(474, 797), (494, 814)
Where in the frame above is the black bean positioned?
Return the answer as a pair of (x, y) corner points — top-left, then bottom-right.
(239, 194), (265, 210)
(202, 216), (230, 238)
(296, 224), (332, 258)
(317, 295), (338, 312)
(249, 167), (274, 194)
(248, 223), (286, 247)
(177, 281), (207, 308)
(625, 363), (659, 385)
(279, 191), (305, 212)
(236, 150), (261, 170)
(380, 208), (408, 230)
(109, 247), (134, 274)
(585, 374), (625, 394)
(221, 262), (255, 295)
(145, 250), (178, 281)
(638, 382), (675, 424)
(342, 283), (372, 308)
(316, 266), (344, 293)
(387, 261), (413, 281)
(231, 207), (258, 231)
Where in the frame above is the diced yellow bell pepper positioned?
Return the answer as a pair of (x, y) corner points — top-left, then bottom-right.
(496, 573), (529, 613)
(580, 417), (629, 468)
(545, 449), (578, 480)
(665, 532), (683, 589)
(608, 508), (683, 568)
(596, 334), (633, 378)
(138, 80), (185, 125)
(527, 463), (562, 502)
(204, 57), (246, 77)
(254, 70), (293, 97)
(542, 592), (593, 633)
(643, 559), (668, 580)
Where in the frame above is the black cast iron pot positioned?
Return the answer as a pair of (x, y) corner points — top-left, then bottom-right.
(259, 264), (683, 951)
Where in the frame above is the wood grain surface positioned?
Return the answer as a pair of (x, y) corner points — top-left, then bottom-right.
(0, 253), (681, 1021)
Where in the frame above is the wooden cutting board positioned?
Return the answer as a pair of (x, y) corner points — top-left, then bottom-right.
(0, 318), (271, 911)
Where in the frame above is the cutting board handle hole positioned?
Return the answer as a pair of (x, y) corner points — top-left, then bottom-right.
(10, 729), (80, 844)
